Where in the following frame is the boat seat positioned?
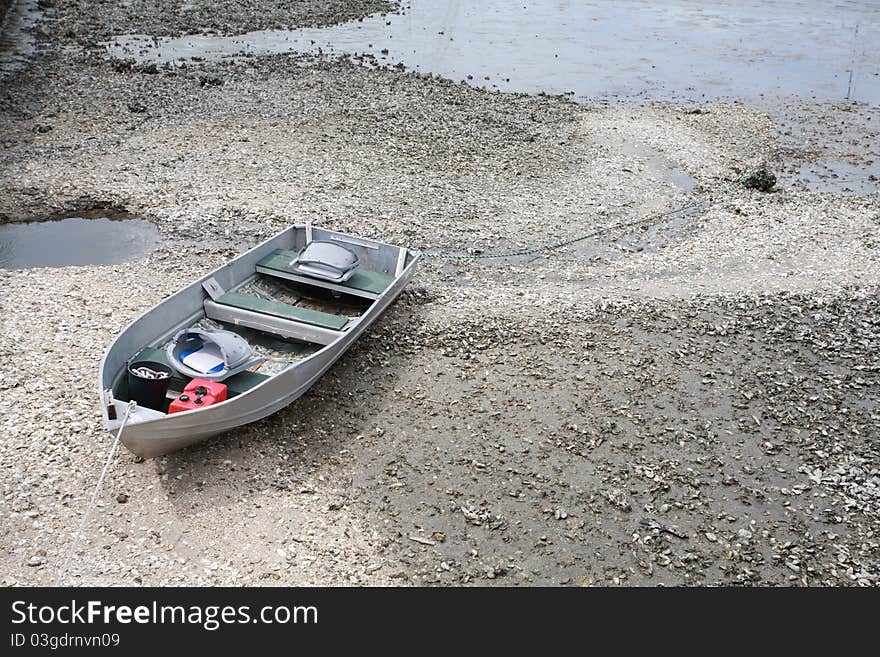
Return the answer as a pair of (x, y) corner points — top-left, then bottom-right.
(256, 249), (394, 300)
(216, 292), (349, 330)
(204, 292), (348, 346)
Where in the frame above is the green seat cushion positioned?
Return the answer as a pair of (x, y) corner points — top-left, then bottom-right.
(222, 370), (271, 396)
(258, 249), (394, 296)
(216, 292), (349, 331)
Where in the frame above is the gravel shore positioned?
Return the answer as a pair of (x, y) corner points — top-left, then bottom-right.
(1, 2), (878, 586)
(42, 0), (398, 45)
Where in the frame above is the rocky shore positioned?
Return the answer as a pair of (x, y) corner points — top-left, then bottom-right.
(42, 0), (399, 45)
(1, 1), (877, 586)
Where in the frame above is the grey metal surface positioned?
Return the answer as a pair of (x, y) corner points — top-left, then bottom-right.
(290, 240), (360, 282)
(166, 328), (263, 380)
(203, 299), (343, 345)
(97, 226), (418, 458)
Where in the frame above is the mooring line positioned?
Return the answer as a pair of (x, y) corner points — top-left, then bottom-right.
(409, 198), (709, 260)
(57, 401), (136, 586)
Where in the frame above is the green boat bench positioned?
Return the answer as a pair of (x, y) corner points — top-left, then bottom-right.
(215, 292), (349, 331)
(256, 249), (395, 300)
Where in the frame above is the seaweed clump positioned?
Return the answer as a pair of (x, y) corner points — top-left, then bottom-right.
(740, 163), (777, 192)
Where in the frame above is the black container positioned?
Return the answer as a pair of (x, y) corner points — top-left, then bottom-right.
(127, 360), (173, 411)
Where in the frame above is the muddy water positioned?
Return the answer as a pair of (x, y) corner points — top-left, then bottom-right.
(0, 218), (161, 269)
(106, 0), (880, 104)
(791, 159), (879, 194)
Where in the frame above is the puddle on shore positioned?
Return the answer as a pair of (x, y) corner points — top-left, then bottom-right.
(0, 0), (39, 79)
(615, 202), (707, 254)
(0, 217), (161, 269)
(618, 141), (699, 194)
(105, 0), (880, 104)
(787, 159), (879, 195)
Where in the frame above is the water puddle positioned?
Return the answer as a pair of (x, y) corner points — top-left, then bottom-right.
(787, 159), (879, 195)
(616, 203), (706, 254)
(105, 0), (880, 104)
(0, 0), (39, 79)
(618, 141), (699, 194)
(0, 217), (161, 269)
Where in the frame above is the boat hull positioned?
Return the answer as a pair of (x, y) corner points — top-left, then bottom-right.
(98, 226), (418, 458)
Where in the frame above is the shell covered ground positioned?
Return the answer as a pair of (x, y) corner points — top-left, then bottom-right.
(0, 1), (878, 586)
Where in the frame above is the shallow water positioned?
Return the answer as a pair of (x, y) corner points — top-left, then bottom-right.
(0, 217), (161, 269)
(617, 140), (699, 193)
(106, 0), (880, 104)
(791, 158), (879, 194)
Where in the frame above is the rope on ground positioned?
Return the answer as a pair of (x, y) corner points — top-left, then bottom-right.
(56, 401), (136, 586)
(409, 198), (709, 260)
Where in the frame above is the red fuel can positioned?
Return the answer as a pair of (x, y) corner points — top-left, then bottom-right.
(168, 378), (228, 414)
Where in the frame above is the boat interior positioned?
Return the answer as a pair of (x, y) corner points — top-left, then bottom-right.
(106, 226), (408, 419)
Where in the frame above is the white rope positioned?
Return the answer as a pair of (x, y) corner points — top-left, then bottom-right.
(56, 401), (136, 586)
